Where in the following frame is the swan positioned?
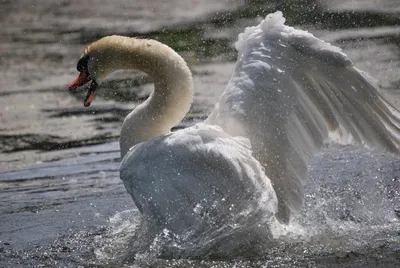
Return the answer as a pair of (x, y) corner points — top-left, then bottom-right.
(69, 12), (400, 234)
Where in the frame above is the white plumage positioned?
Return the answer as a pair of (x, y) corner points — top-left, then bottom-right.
(120, 124), (277, 234)
(208, 11), (400, 221)
(70, 11), (400, 235)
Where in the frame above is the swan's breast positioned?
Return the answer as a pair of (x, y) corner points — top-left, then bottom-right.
(119, 124), (277, 233)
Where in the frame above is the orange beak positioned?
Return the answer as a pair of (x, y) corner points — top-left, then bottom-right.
(68, 72), (92, 90)
(83, 81), (98, 107)
(68, 71), (98, 107)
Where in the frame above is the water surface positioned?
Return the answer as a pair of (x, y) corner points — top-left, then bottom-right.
(1, 0), (399, 267)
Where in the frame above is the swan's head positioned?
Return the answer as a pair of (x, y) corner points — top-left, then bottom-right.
(68, 37), (122, 106)
(69, 44), (96, 107)
(69, 35), (191, 107)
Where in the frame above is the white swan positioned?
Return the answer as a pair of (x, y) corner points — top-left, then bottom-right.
(69, 12), (400, 233)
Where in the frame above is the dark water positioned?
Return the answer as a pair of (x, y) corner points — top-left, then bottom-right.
(1, 0), (400, 267)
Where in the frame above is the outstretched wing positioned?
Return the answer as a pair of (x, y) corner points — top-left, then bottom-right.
(207, 11), (400, 222)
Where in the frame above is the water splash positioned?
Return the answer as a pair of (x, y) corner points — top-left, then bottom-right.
(91, 147), (399, 266)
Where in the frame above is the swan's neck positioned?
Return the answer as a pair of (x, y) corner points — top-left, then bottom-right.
(100, 37), (193, 158)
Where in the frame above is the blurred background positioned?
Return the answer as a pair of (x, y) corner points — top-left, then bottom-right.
(0, 0), (399, 267)
(1, 0), (399, 167)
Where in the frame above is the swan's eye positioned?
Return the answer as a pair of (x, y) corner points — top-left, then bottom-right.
(77, 54), (90, 73)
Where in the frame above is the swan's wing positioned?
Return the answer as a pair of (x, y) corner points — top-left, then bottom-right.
(207, 11), (400, 223)
(120, 124), (277, 233)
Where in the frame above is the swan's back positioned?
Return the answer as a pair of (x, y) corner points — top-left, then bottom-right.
(207, 11), (400, 222)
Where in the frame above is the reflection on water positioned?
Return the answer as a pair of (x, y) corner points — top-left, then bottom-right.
(1, 0), (400, 267)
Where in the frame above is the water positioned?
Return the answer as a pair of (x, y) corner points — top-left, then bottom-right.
(1, 0), (400, 267)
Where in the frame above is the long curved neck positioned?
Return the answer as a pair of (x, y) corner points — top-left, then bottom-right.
(97, 37), (193, 158)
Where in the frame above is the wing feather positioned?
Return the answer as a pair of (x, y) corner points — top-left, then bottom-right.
(207, 11), (400, 222)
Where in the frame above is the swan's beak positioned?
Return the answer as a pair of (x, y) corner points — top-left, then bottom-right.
(83, 80), (98, 107)
(68, 72), (98, 107)
(68, 71), (92, 90)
